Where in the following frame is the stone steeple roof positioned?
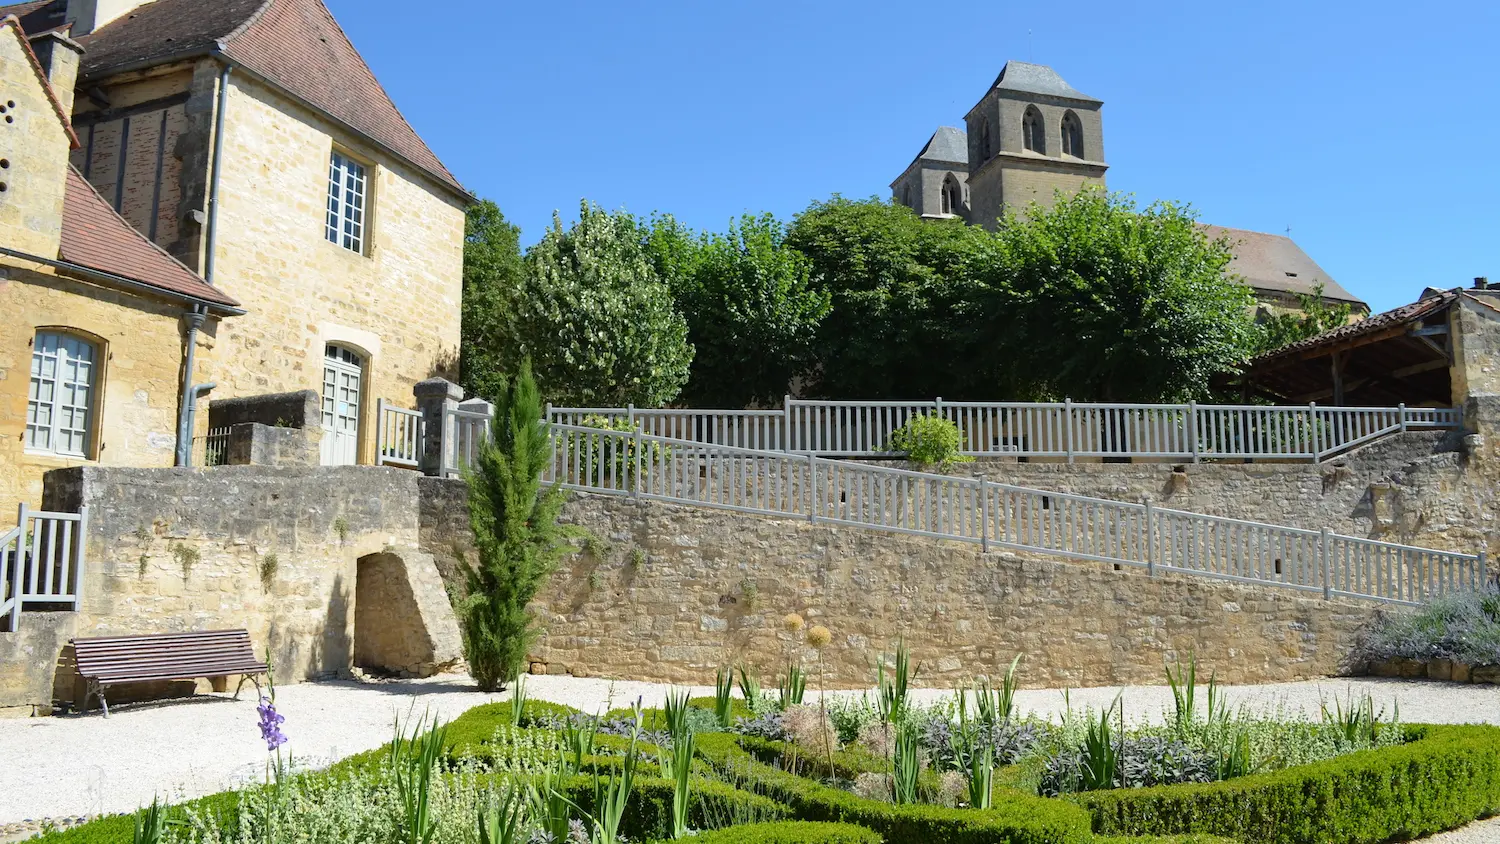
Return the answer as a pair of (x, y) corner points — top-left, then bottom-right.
(989, 61), (1100, 103)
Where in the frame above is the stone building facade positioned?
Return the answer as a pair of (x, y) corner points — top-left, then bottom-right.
(0, 0), (468, 513)
(0, 14), (241, 509)
(892, 61), (1366, 315)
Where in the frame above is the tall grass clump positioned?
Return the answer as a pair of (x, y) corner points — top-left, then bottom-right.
(460, 359), (580, 691)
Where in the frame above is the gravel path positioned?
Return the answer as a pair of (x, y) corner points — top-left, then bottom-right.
(1, 674), (1496, 839)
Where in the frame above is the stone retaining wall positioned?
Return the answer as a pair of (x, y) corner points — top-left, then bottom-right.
(517, 495), (1383, 688)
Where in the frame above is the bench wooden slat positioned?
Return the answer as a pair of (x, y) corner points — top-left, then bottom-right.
(72, 629), (267, 715)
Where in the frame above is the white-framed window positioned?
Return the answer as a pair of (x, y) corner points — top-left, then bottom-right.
(326, 150), (368, 253)
(27, 331), (98, 458)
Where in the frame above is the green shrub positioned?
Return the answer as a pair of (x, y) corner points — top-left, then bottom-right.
(690, 820), (883, 844)
(1078, 724), (1500, 844)
(886, 414), (972, 470)
(34, 790), (243, 844)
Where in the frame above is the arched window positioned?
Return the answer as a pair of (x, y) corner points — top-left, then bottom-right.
(979, 119), (992, 160)
(1061, 111), (1084, 158)
(942, 175), (962, 216)
(27, 330), (99, 457)
(1023, 106), (1046, 154)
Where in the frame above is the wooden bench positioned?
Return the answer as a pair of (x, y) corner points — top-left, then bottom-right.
(72, 630), (268, 717)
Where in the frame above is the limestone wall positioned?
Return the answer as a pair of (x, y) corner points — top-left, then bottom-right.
(0, 465), (460, 712)
(525, 495), (1382, 688)
(201, 74), (465, 464)
(0, 267), (204, 513)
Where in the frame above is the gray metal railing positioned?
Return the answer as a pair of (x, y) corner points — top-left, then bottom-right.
(548, 399), (1461, 462)
(375, 400), (425, 468)
(3, 504), (89, 631)
(545, 424), (1485, 606)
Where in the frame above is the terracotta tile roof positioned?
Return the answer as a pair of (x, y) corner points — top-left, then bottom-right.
(1, 0), (467, 198)
(61, 165), (240, 310)
(1248, 290), (1455, 365)
(0, 13), (79, 148)
(1201, 224), (1366, 309)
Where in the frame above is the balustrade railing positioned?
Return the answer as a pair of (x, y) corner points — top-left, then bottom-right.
(544, 424), (1485, 606)
(375, 400), (425, 468)
(441, 407), (493, 478)
(3, 504), (89, 632)
(549, 399), (1462, 463)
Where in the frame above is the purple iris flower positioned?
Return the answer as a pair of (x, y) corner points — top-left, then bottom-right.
(257, 696), (287, 751)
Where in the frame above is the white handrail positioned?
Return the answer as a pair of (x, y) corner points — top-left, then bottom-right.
(544, 424), (1484, 606)
(375, 400), (425, 469)
(547, 400), (1462, 463)
(4, 503), (89, 631)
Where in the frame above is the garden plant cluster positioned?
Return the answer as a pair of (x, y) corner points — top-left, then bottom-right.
(33, 645), (1500, 844)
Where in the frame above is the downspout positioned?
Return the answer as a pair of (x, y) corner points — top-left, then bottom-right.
(174, 60), (232, 465)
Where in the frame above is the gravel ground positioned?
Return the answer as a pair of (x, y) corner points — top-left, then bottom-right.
(1, 674), (1496, 839)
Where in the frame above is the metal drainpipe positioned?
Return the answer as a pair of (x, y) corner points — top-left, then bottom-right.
(204, 60), (232, 285)
(173, 60), (232, 466)
(175, 307), (207, 466)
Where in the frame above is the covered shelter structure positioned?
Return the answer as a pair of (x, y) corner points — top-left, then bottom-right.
(1238, 289), (1463, 408)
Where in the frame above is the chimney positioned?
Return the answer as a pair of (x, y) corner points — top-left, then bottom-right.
(1475, 277), (1490, 291)
(29, 31), (84, 117)
(64, 0), (151, 36)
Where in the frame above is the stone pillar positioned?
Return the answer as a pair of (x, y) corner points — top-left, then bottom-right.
(414, 378), (463, 476)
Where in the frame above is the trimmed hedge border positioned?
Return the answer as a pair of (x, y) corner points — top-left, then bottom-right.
(1077, 725), (1500, 844)
(690, 820), (884, 843)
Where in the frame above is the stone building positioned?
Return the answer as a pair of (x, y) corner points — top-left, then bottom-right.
(892, 61), (1366, 315)
(0, 0), (468, 511)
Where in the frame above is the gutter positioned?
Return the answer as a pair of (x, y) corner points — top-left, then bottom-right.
(173, 306), (211, 466)
(0, 246), (245, 315)
(203, 58), (232, 283)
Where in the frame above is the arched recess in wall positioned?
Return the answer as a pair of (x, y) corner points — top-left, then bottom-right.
(1061, 110), (1084, 158)
(979, 118), (992, 160)
(1023, 106), (1046, 154)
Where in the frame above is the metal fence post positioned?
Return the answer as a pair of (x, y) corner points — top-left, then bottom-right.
(784, 395), (793, 453)
(1064, 398), (1075, 464)
(1398, 403), (1408, 433)
(627, 403), (636, 431)
(1481, 549), (1490, 590)
(1187, 401), (1200, 464)
(978, 475), (989, 552)
(73, 504), (89, 609)
(7, 503), (23, 631)
(1308, 402), (1320, 462)
(375, 398), (387, 466)
(1145, 500), (1156, 576)
(1320, 527), (1332, 600)
(631, 427), (642, 498)
(935, 396), (944, 420)
(807, 453), (818, 523)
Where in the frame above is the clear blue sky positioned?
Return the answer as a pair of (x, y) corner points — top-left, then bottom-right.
(332, 0), (1498, 314)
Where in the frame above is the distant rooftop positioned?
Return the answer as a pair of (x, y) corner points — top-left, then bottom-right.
(1201, 225), (1366, 309)
(990, 61), (1100, 103)
(917, 126), (968, 165)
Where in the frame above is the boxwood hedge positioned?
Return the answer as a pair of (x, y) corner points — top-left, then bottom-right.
(1077, 724), (1500, 844)
(690, 820), (884, 843)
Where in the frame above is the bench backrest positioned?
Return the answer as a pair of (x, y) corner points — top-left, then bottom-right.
(73, 629), (265, 682)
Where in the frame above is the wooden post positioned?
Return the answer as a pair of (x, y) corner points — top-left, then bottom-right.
(1330, 351), (1345, 407)
(73, 505), (89, 610)
(1308, 401), (1320, 462)
(7, 504), (23, 631)
(1399, 403), (1408, 433)
(631, 427), (642, 498)
(784, 395), (793, 453)
(1481, 550), (1490, 590)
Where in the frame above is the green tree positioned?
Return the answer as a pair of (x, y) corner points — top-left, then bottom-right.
(978, 189), (1257, 402)
(459, 360), (578, 691)
(501, 201), (693, 407)
(1252, 283), (1354, 354)
(785, 197), (991, 399)
(459, 200), (526, 401)
(655, 213), (831, 407)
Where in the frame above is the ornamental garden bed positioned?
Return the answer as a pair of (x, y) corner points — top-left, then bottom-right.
(1353, 586), (1500, 684)
(31, 653), (1500, 844)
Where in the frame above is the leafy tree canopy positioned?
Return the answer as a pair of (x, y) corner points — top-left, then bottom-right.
(514, 201), (693, 407)
(459, 200), (526, 401)
(650, 213), (831, 407)
(1251, 283), (1354, 355)
(977, 189), (1258, 402)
